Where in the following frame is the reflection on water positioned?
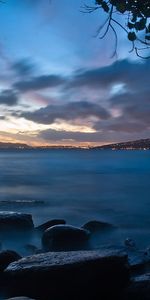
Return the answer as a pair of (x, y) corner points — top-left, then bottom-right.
(0, 149), (150, 248)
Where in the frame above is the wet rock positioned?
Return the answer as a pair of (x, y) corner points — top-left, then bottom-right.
(82, 220), (114, 233)
(0, 212), (34, 232)
(5, 249), (129, 300)
(122, 273), (150, 300)
(127, 249), (150, 274)
(144, 246), (150, 257)
(124, 238), (136, 249)
(0, 250), (21, 272)
(42, 224), (90, 251)
(36, 219), (66, 232)
(6, 297), (35, 300)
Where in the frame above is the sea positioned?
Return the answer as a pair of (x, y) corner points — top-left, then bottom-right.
(0, 149), (150, 250)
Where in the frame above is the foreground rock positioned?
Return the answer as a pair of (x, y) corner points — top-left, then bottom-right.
(36, 219), (66, 232)
(6, 298), (35, 300)
(127, 249), (150, 274)
(42, 224), (90, 251)
(0, 212), (34, 232)
(0, 250), (21, 272)
(122, 273), (150, 300)
(5, 249), (129, 300)
(82, 220), (114, 233)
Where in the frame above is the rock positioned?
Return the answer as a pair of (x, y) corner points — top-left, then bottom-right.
(5, 249), (129, 300)
(124, 238), (136, 249)
(82, 220), (114, 233)
(122, 273), (150, 300)
(6, 298), (35, 300)
(0, 212), (34, 232)
(127, 249), (150, 274)
(144, 246), (150, 257)
(0, 250), (21, 272)
(36, 219), (66, 232)
(42, 224), (90, 251)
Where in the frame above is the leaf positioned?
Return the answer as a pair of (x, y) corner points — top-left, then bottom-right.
(145, 35), (150, 40)
(135, 18), (146, 31)
(95, 0), (103, 4)
(101, 2), (109, 13)
(128, 32), (137, 41)
(116, 1), (127, 13)
(128, 22), (135, 29)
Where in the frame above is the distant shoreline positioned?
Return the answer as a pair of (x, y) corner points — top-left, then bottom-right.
(0, 147), (150, 151)
(0, 138), (150, 150)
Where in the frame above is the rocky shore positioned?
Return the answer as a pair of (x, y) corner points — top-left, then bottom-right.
(0, 211), (149, 299)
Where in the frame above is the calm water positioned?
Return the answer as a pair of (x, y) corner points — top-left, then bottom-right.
(0, 149), (150, 249)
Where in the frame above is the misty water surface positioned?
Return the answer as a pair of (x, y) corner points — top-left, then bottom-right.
(0, 149), (150, 249)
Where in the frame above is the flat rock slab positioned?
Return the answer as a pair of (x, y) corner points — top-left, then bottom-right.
(5, 249), (129, 300)
(0, 212), (34, 231)
(6, 298), (35, 300)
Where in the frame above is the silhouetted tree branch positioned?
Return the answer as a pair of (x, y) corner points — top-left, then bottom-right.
(82, 0), (150, 58)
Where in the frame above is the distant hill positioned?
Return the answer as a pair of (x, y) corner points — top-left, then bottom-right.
(0, 142), (31, 149)
(0, 139), (150, 150)
(93, 139), (150, 150)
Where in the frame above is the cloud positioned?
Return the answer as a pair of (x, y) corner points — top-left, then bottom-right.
(38, 128), (103, 143)
(107, 88), (150, 132)
(2, 57), (150, 143)
(95, 116), (149, 133)
(0, 90), (18, 106)
(12, 59), (146, 94)
(39, 125), (150, 144)
(20, 101), (110, 124)
(12, 58), (35, 77)
(14, 74), (66, 92)
(67, 59), (150, 92)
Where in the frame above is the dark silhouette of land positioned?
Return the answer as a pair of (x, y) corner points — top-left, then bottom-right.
(0, 139), (150, 150)
(94, 139), (150, 150)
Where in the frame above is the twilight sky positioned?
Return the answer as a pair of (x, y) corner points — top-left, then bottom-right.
(0, 0), (150, 146)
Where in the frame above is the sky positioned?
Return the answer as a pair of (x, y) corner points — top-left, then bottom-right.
(0, 0), (150, 146)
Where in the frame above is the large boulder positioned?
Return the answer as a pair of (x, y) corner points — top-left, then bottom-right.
(42, 224), (90, 251)
(82, 220), (114, 233)
(0, 250), (21, 272)
(0, 212), (34, 232)
(5, 249), (129, 300)
(36, 219), (66, 232)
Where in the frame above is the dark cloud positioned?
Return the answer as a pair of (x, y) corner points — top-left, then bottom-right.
(0, 116), (6, 120)
(95, 116), (149, 133)
(12, 59), (35, 77)
(21, 101), (110, 124)
(39, 126), (150, 144)
(39, 128), (103, 143)
(14, 74), (66, 92)
(108, 88), (150, 131)
(12, 59), (146, 94)
(0, 90), (18, 106)
(4, 58), (150, 143)
(68, 59), (150, 91)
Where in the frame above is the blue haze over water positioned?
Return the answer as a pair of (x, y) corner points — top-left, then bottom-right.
(0, 149), (150, 249)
